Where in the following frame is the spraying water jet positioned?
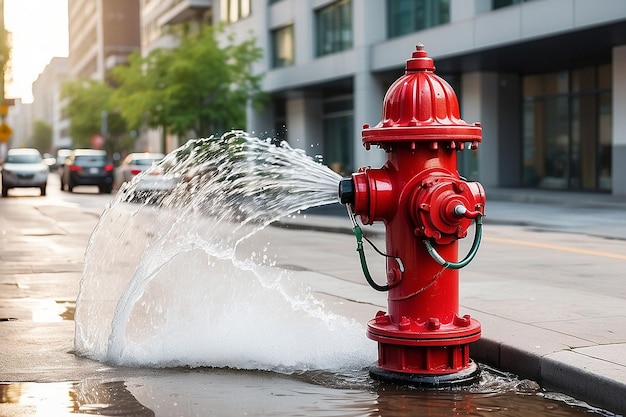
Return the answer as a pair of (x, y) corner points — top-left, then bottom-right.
(75, 131), (376, 372)
(339, 44), (486, 386)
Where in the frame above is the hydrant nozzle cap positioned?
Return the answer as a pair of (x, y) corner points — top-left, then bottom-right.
(406, 44), (435, 72)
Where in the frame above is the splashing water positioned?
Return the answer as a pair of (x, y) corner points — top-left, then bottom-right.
(74, 131), (375, 372)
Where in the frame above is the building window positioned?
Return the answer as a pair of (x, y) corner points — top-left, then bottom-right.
(492, 0), (528, 10)
(387, 0), (450, 38)
(323, 94), (353, 175)
(522, 65), (612, 191)
(315, 0), (352, 57)
(272, 98), (287, 144)
(271, 25), (294, 68)
(220, 0), (251, 23)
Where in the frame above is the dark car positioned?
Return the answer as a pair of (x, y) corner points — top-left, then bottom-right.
(61, 149), (114, 194)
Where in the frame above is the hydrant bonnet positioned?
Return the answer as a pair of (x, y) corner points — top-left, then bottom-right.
(362, 44), (481, 146)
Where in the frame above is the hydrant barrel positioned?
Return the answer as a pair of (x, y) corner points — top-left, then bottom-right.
(340, 44), (485, 386)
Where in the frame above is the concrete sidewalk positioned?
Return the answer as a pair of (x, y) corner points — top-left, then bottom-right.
(275, 187), (626, 415)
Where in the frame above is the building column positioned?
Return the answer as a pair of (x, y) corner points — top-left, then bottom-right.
(285, 91), (323, 154)
(352, 0), (387, 170)
(612, 45), (626, 196)
(353, 69), (386, 170)
(460, 72), (499, 187)
(246, 100), (274, 139)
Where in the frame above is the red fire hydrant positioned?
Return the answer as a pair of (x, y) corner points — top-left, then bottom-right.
(339, 44), (486, 386)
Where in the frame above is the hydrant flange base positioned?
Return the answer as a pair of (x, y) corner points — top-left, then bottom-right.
(369, 360), (481, 387)
(366, 317), (481, 346)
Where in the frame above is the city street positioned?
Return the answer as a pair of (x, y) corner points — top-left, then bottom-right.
(0, 173), (625, 415)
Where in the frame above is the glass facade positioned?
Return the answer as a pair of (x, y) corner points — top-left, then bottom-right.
(522, 66), (612, 191)
(315, 0), (352, 57)
(220, 0), (251, 23)
(492, 0), (528, 10)
(271, 25), (294, 68)
(323, 95), (354, 175)
(387, 0), (450, 38)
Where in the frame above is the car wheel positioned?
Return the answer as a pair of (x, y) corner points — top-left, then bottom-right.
(99, 185), (113, 194)
(40, 185), (47, 196)
(68, 181), (74, 192)
(1, 185), (7, 197)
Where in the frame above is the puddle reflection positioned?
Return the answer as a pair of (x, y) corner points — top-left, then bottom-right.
(31, 300), (75, 322)
(0, 368), (618, 417)
(0, 381), (153, 417)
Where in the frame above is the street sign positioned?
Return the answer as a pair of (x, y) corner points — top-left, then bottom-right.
(0, 122), (12, 143)
(91, 134), (105, 149)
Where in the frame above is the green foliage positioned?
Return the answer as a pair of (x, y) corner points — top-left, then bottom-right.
(0, 28), (11, 91)
(111, 24), (265, 139)
(31, 120), (52, 153)
(60, 79), (130, 154)
(61, 79), (110, 148)
(60, 23), (264, 155)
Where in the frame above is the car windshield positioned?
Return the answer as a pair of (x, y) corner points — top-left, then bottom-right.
(74, 155), (108, 167)
(6, 154), (42, 164)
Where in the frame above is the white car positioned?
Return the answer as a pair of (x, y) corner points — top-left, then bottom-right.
(114, 152), (165, 189)
(1, 148), (49, 197)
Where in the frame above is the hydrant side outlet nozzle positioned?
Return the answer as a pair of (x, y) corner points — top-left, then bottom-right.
(338, 178), (354, 205)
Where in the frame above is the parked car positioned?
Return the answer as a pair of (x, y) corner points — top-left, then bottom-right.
(54, 148), (72, 172)
(118, 154), (181, 204)
(61, 149), (114, 194)
(1, 148), (49, 197)
(42, 153), (56, 169)
(114, 152), (164, 189)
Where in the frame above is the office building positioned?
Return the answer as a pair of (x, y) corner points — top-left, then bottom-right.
(32, 57), (71, 150)
(215, 0), (626, 195)
(68, 0), (140, 80)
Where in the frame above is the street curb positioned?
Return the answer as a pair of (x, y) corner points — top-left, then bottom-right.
(471, 338), (626, 414)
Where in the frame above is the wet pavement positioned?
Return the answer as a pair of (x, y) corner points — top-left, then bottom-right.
(1, 179), (625, 415)
(276, 187), (626, 415)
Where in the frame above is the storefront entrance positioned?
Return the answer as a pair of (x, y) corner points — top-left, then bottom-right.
(522, 66), (612, 191)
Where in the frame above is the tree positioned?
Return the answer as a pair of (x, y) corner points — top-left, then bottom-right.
(61, 79), (131, 154)
(31, 120), (52, 153)
(111, 24), (265, 139)
(0, 24), (11, 100)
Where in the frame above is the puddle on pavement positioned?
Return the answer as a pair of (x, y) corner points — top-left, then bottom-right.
(0, 367), (618, 417)
(0, 300), (75, 322)
(32, 300), (75, 322)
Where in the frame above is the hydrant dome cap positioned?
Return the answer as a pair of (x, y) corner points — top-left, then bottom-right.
(406, 43), (435, 72)
(362, 44), (482, 145)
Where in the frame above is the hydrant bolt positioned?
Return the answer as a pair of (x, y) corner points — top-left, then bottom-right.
(454, 204), (467, 217)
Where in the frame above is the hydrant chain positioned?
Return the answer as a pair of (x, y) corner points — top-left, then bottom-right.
(387, 266), (447, 301)
(424, 215), (483, 269)
(348, 207), (404, 292)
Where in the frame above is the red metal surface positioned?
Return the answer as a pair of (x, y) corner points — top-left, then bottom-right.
(362, 44), (482, 147)
(350, 45), (486, 378)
